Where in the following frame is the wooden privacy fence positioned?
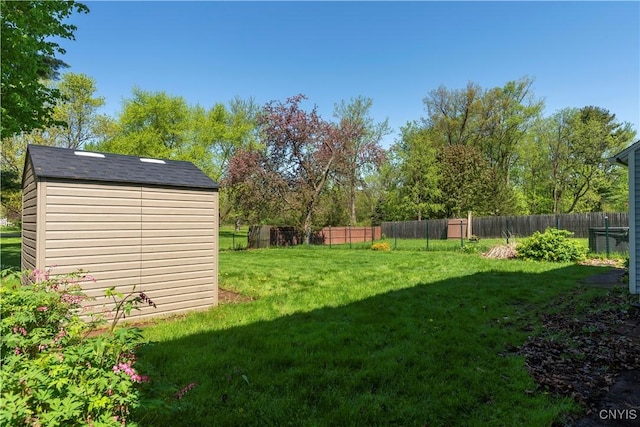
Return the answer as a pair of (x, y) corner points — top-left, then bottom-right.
(248, 225), (381, 248)
(382, 212), (629, 240)
(321, 226), (381, 246)
(381, 219), (449, 240)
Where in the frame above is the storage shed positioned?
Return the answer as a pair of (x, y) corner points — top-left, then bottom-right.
(611, 139), (640, 294)
(22, 144), (219, 319)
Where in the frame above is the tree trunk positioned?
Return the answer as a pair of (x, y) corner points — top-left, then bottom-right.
(350, 186), (357, 226)
(303, 153), (336, 244)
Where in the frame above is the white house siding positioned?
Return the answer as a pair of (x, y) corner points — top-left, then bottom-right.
(634, 150), (640, 294)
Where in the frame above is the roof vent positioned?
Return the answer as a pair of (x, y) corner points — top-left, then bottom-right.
(140, 158), (166, 164)
(74, 151), (105, 158)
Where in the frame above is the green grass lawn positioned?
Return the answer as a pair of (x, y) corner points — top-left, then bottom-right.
(0, 224), (21, 233)
(0, 234), (620, 425)
(219, 225), (249, 251)
(0, 236), (21, 271)
(135, 247), (609, 426)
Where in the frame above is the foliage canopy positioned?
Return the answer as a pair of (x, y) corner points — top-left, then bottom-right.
(1, 0), (89, 139)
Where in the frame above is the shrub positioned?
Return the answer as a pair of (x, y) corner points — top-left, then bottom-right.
(458, 244), (482, 254)
(516, 228), (587, 262)
(371, 242), (391, 251)
(0, 268), (156, 426)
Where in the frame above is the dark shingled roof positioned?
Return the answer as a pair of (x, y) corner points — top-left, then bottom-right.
(610, 139), (640, 166)
(25, 145), (219, 190)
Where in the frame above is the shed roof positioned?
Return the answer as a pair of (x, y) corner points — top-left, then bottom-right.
(25, 144), (219, 190)
(610, 140), (640, 166)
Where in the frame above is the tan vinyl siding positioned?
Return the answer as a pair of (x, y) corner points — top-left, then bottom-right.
(141, 187), (218, 312)
(42, 181), (142, 317)
(21, 161), (38, 271)
(25, 173), (218, 320)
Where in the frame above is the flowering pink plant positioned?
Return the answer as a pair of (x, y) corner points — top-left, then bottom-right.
(0, 268), (155, 426)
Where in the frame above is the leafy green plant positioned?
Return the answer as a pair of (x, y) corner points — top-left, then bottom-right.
(0, 268), (154, 426)
(104, 286), (157, 333)
(458, 243), (482, 254)
(516, 228), (588, 262)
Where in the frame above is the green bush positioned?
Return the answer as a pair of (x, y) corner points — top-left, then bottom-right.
(458, 243), (482, 254)
(516, 228), (587, 262)
(0, 268), (155, 426)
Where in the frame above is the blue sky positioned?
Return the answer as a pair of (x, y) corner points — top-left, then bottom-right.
(60, 1), (639, 147)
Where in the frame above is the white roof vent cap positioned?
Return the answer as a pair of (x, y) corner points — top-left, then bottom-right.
(74, 151), (105, 158)
(140, 158), (166, 164)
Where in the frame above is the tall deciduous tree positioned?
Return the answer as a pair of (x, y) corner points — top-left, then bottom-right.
(1, 72), (104, 220)
(0, 136), (25, 221)
(202, 97), (260, 181)
(437, 144), (517, 217)
(52, 73), (105, 149)
(518, 106), (635, 214)
(100, 88), (191, 158)
(224, 148), (284, 225)
(387, 123), (442, 220)
(423, 82), (482, 147)
(1, 0), (89, 139)
(260, 94), (342, 243)
(514, 118), (556, 214)
(94, 89), (258, 183)
(94, 88), (216, 178)
(423, 77), (543, 185)
(10, 73), (107, 149)
(564, 106), (634, 212)
(333, 96), (388, 225)
(225, 94), (343, 243)
(476, 77), (543, 184)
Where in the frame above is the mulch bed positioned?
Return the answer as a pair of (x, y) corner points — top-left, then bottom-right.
(516, 280), (640, 426)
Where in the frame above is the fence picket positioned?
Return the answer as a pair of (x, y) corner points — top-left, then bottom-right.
(382, 212), (628, 240)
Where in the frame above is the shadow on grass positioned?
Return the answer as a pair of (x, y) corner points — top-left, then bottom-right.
(136, 264), (608, 427)
(0, 237), (21, 270)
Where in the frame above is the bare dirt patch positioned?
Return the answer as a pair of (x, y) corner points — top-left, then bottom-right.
(579, 258), (625, 268)
(219, 287), (254, 304)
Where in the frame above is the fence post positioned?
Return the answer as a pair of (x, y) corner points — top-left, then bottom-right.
(605, 216), (610, 258)
(426, 221), (430, 251)
(329, 226), (332, 249)
(349, 226), (352, 249)
(460, 220), (464, 248)
(394, 221), (398, 250)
